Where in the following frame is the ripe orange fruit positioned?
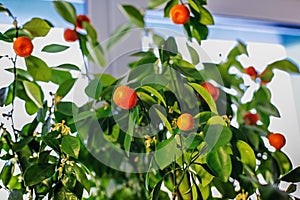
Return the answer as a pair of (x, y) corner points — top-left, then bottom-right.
(244, 66), (257, 80)
(76, 14), (91, 29)
(268, 133), (286, 150)
(201, 82), (220, 101)
(169, 4), (190, 24)
(177, 113), (194, 131)
(113, 86), (138, 110)
(64, 29), (78, 42)
(13, 36), (33, 58)
(244, 112), (259, 125)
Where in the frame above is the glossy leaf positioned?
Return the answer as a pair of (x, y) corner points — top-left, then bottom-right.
(272, 151), (292, 175)
(23, 81), (43, 108)
(207, 146), (232, 182)
(56, 78), (76, 98)
(50, 69), (72, 85)
(155, 136), (181, 170)
(53, 0), (77, 24)
(259, 184), (289, 200)
(107, 23), (132, 50)
(0, 160), (14, 186)
(85, 78), (102, 100)
(139, 85), (166, 107)
(266, 59), (299, 73)
(281, 166), (300, 182)
(73, 164), (90, 192)
(24, 164), (56, 186)
(0, 3), (13, 17)
(87, 42), (106, 67)
(23, 18), (51, 37)
(120, 5), (145, 28)
(53, 63), (80, 71)
(154, 108), (173, 134)
(25, 56), (52, 82)
(83, 22), (98, 42)
(236, 140), (256, 170)
(189, 83), (218, 114)
(149, 179), (162, 200)
(41, 44), (69, 53)
(204, 125), (232, 152)
(186, 43), (200, 65)
(199, 6), (214, 25)
(61, 135), (80, 159)
(163, 0), (178, 17)
(56, 101), (78, 116)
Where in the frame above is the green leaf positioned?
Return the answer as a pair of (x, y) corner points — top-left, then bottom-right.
(53, 0), (77, 24)
(272, 151), (292, 175)
(25, 100), (39, 115)
(155, 136), (181, 170)
(107, 23), (132, 50)
(50, 69), (72, 85)
(204, 125), (232, 152)
(56, 101), (78, 116)
(0, 3), (13, 18)
(12, 136), (33, 152)
(61, 135), (80, 159)
(236, 140), (256, 170)
(149, 180), (163, 200)
(53, 63), (80, 71)
(56, 78), (76, 98)
(0, 87), (8, 107)
(23, 81), (43, 108)
(68, 111), (95, 124)
(54, 186), (79, 200)
(8, 190), (23, 200)
(139, 85), (166, 107)
(147, 0), (166, 9)
(83, 22), (98, 42)
(164, 0), (178, 17)
(186, 43), (200, 65)
(227, 40), (248, 59)
(266, 59), (299, 73)
(73, 164), (90, 192)
(94, 73), (117, 87)
(85, 78), (102, 100)
(281, 166), (300, 182)
(87, 42), (106, 67)
(23, 18), (51, 37)
(207, 146), (232, 182)
(189, 83), (218, 114)
(24, 164), (56, 186)
(0, 160), (14, 186)
(259, 184), (289, 200)
(199, 6), (214, 25)
(154, 108), (173, 134)
(171, 58), (203, 80)
(25, 56), (52, 82)
(120, 5), (145, 28)
(41, 44), (69, 53)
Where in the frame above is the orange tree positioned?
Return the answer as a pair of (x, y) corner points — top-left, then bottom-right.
(0, 0), (300, 199)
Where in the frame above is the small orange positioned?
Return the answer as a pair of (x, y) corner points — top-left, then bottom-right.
(244, 112), (259, 125)
(76, 15), (91, 29)
(64, 29), (78, 42)
(13, 36), (33, 58)
(201, 82), (220, 101)
(244, 66), (257, 80)
(169, 4), (190, 24)
(113, 86), (138, 110)
(177, 113), (194, 131)
(268, 133), (286, 150)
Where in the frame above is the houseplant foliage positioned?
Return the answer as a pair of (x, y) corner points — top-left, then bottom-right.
(0, 0), (300, 199)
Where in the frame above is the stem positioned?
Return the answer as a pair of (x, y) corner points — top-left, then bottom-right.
(10, 54), (18, 141)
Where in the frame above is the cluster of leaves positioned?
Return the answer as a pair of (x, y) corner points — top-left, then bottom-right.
(0, 0), (300, 200)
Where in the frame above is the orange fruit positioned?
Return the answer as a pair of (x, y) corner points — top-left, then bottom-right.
(113, 86), (138, 110)
(76, 14), (91, 29)
(244, 66), (257, 80)
(201, 82), (220, 101)
(177, 113), (194, 131)
(268, 133), (286, 150)
(13, 36), (33, 58)
(244, 112), (259, 125)
(64, 29), (78, 42)
(169, 4), (190, 24)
